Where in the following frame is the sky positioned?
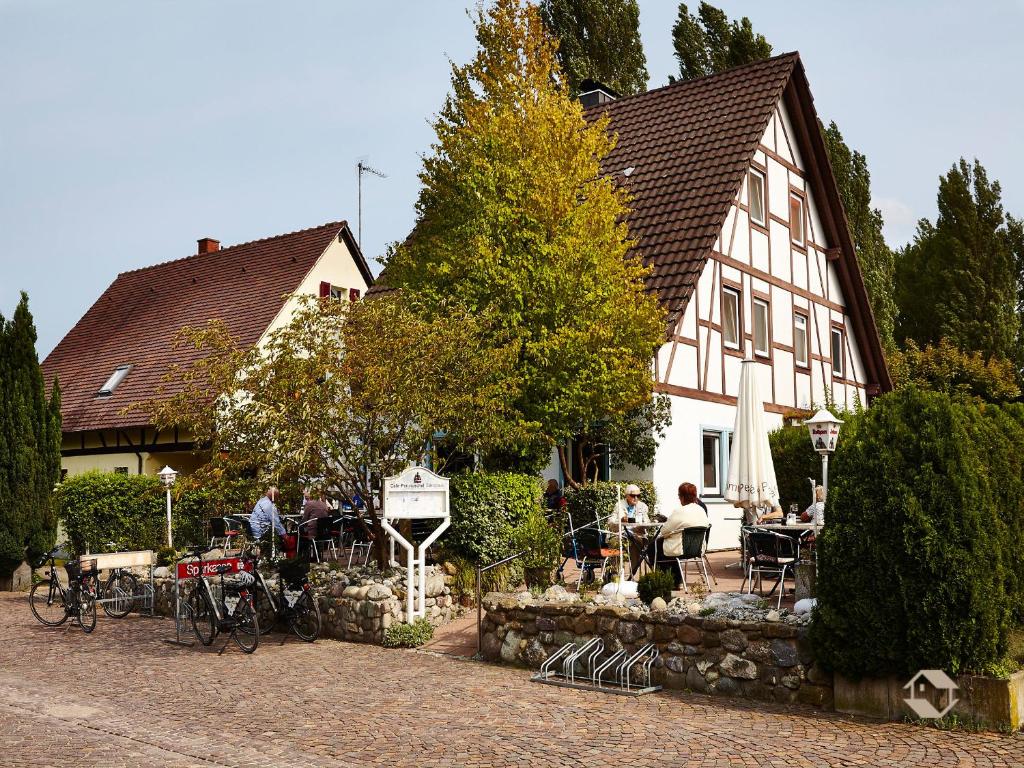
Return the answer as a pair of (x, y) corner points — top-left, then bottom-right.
(2, 1), (1022, 358)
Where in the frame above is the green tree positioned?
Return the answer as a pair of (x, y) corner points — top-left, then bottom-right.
(140, 294), (519, 566)
(383, 0), (666, 485)
(0, 293), (60, 577)
(540, 0), (648, 96)
(888, 338), (1020, 403)
(895, 159), (1022, 369)
(671, 2), (771, 81)
(822, 122), (897, 351)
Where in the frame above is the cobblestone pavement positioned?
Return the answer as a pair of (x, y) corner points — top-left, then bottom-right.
(1, 593), (1022, 767)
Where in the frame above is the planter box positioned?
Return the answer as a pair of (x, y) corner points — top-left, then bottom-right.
(835, 670), (1024, 731)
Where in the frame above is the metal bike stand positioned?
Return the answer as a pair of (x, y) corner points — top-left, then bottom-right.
(164, 557), (195, 647)
(531, 640), (662, 696)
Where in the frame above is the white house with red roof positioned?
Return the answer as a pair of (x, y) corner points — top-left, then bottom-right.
(41, 221), (372, 477)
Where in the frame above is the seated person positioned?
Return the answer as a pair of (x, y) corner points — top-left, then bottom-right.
(758, 505), (784, 523)
(801, 485), (826, 526)
(659, 482), (709, 557)
(543, 479), (565, 513)
(249, 486), (285, 542)
(606, 484), (650, 578)
(299, 487), (332, 557)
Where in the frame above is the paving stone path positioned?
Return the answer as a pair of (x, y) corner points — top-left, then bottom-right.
(0, 593), (1021, 767)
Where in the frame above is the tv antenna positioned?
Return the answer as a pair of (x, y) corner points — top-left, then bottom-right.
(357, 161), (387, 248)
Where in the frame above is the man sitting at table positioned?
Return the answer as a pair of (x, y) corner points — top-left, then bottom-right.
(249, 486), (285, 542)
(660, 483), (709, 558)
(299, 487), (332, 558)
(607, 484), (649, 578)
(801, 485), (826, 526)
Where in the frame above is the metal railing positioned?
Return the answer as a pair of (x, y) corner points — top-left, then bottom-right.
(475, 549), (528, 656)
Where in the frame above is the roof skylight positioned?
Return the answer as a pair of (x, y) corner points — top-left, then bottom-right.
(97, 365), (131, 397)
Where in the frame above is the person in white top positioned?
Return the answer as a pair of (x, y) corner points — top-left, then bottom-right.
(801, 485), (825, 526)
(607, 484), (650, 578)
(659, 483), (709, 558)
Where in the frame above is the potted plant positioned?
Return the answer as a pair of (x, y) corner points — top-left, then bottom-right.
(513, 508), (562, 591)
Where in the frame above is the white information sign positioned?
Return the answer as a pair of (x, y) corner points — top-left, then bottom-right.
(383, 466), (450, 520)
(381, 466), (451, 622)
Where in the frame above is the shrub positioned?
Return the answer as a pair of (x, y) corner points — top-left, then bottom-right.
(56, 471), (204, 556)
(810, 387), (1023, 678)
(446, 472), (541, 565)
(769, 424), (826, 515)
(562, 481), (656, 531)
(383, 617), (435, 648)
(637, 569), (675, 605)
(513, 507), (562, 589)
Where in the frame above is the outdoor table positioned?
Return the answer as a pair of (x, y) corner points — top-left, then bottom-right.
(622, 522), (663, 576)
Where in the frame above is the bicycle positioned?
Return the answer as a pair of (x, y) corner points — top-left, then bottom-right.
(245, 550), (321, 642)
(183, 546), (260, 653)
(97, 542), (139, 619)
(28, 548), (99, 633)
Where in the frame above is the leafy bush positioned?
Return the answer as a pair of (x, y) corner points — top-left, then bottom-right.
(513, 507), (562, 588)
(888, 338), (1020, 402)
(810, 387), (1023, 678)
(769, 424), (830, 514)
(637, 569), (675, 605)
(446, 472), (541, 565)
(56, 471), (205, 555)
(383, 617), (435, 648)
(562, 481), (656, 531)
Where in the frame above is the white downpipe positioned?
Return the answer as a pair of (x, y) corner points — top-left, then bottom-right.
(381, 517), (415, 621)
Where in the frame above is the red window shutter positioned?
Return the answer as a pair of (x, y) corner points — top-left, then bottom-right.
(319, 281), (331, 298)
(349, 288), (361, 302)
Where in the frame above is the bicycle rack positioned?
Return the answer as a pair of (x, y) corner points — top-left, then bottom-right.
(531, 640), (662, 696)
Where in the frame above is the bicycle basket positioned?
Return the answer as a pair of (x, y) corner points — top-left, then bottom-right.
(64, 558), (97, 581)
(278, 557), (310, 588)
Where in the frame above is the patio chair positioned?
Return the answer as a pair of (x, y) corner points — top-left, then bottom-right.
(675, 526), (714, 594)
(209, 517), (242, 551)
(343, 514), (372, 568)
(565, 512), (619, 591)
(746, 530), (800, 609)
(310, 516), (339, 563)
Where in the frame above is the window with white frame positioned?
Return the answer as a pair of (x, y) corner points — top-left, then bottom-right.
(794, 313), (809, 367)
(701, 428), (733, 497)
(753, 298), (770, 357)
(748, 168), (766, 226)
(789, 191), (806, 247)
(722, 287), (740, 350)
(831, 327), (845, 377)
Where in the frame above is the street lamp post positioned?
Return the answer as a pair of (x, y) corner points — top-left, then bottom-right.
(159, 465), (178, 549)
(803, 409), (844, 501)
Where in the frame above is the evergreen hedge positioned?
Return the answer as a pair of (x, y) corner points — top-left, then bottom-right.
(57, 471), (213, 555)
(810, 387), (1023, 678)
(445, 472), (542, 565)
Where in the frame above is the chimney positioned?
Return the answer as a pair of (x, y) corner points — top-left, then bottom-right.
(197, 237), (220, 254)
(578, 79), (619, 109)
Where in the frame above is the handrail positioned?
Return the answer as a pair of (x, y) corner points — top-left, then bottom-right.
(475, 549), (529, 657)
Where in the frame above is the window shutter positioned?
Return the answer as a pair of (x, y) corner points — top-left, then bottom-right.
(349, 288), (361, 302)
(319, 281), (331, 298)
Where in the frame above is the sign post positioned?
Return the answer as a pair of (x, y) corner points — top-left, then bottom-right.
(381, 466), (450, 622)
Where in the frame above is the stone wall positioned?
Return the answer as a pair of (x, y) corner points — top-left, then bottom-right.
(480, 593), (833, 708)
(150, 562), (462, 645)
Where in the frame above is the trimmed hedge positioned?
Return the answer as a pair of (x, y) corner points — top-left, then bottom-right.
(768, 423), (827, 515)
(446, 472), (542, 565)
(56, 471), (226, 556)
(810, 388), (1024, 678)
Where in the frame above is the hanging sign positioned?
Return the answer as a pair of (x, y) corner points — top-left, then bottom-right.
(383, 465), (450, 519)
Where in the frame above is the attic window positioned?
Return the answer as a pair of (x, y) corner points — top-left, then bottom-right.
(97, 365), (131, 397)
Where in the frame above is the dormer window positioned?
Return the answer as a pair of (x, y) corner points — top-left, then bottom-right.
(97, 365), (131, 397)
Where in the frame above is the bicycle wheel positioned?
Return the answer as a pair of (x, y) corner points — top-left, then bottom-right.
(288, 590), (321, 642)
(77, 591), (98, 633)
(231, 598), (260, 654)
(29, 581), (69, 627)
(189, 588), (217, 646)
(102, 571), (138, 618)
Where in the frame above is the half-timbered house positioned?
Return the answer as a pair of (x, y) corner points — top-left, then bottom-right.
(41, 221), (372, 478)
(579, 53), (890, 548)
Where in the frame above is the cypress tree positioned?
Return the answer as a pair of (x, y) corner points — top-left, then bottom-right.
(0, 293), (59, 576)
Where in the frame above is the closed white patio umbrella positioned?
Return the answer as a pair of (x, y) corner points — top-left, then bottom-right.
(725, 359), (780, 516)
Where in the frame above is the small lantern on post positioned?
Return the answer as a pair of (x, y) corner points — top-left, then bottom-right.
(803, 409), (843, 504)
(159, 465), (178, 549)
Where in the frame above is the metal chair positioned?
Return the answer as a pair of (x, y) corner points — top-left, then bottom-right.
(675, 526), (714, 594)
(343, 514), (372, 568)
(566, 512), (620, 591)
(311, 516), (338, 563)
(746, 530), (800, 609)
(209, 516), (244, 551)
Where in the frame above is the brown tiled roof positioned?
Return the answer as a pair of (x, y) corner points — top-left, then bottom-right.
(588, 53), (798, 326)
(42, 221), (366, 433)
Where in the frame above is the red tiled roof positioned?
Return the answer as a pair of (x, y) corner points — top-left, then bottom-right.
(42, 221), (360, 433)
(588, 52), (798, 326)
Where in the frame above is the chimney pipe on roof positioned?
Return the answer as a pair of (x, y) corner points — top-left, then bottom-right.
(197, 237), (220, 254)
(578, 79), (619, 109)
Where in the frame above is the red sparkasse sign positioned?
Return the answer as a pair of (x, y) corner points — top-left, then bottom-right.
(176, 557), (253, 581)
